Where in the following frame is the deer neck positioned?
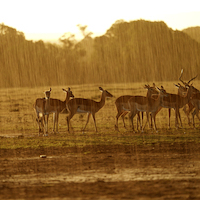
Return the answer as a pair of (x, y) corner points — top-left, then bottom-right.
(178, 87), (193, 108)
(146, 90), (158, 99)
(178, 89), (187, 97)
(97, 92), (106, 110)
(148, 94), (161, 108)
(181, 87), (193, 101)
(44, 98), (51, 112)
(64, 93), (71, 104)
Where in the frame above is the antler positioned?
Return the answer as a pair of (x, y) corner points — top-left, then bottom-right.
(179, 69), (197, 86)
(187, 75), (198, 85)
(179, 69), (188, 86)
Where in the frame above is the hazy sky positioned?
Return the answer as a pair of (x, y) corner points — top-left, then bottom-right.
(1, 0), (200, 41)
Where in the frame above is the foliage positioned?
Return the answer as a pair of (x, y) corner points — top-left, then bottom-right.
(0, 20), (200, 88)
(183, 26), (200, 43)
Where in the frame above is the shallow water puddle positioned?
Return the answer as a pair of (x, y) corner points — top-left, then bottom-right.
(2, 166), (200, 185)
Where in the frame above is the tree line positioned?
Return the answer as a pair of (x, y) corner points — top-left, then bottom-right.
(0, 20), (200, 88)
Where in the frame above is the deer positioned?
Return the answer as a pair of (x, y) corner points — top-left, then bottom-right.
(160, 81), (199, 129)
(152, 70), (198, 129)
(115, 83), (158, 131)
(175, 69), (199, 126)
(128, 86), (168, 132)
(34, 88), (51, 136)
(34, 88), (74, 135)
(189, 92), (200, 128)
(66, 87), (113, 133)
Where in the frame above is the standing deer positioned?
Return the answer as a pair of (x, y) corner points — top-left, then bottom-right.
(34, 88), (51, 135)
(48, 88), (74, 133)
(128, 86), (168, 132)
(66, 87), (113, 133)
(160, 82), (199, 129)
(115, 83), (158, 131)
(155, 70), (198, 129)
(175, 69), (199, 126)
(34, 88), (74, 135)
(189, 92), (200, 128)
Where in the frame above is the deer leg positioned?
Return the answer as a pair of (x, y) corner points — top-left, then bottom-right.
(136, 112), (141, 131)
(121, 112), (128, 129)
(185, 102), (194, 125)
(151, 112), (157, 132)
(115, 109), (125, 131)
(55, 113), (59, 133)
(46, 114), (49, 134)
(141, 112), (148, 131)
(83, 113), (91, 132)
(52, 113), (56, 133)
(91, 113), (97, 132)
(141, 112), (149, 131)
(141, 112), (144, 128)
(196, 110), (200, 121)
(138, 111), (145, 130)
(192, 109), (197, 129)
(146, 112), (151, 131)
(174, 108), (179, 129)
(43, 114), (49, 136)
(66, 112), (75, 132)
(36, 112), (44, 135)
(177, 109), (183, 128)
(147, 112), (152, 129)
(129, 110), (137, 132)
(129, 111), (134, 132)
(39, 116), (44, 134)
(168, 108), (171, 129)
(115, 111), (122, 131)
(36, 118), (41, 135)
(43, 115), (46, 134)
(41, 117), (44, 133)
(192, 106), (200, 121)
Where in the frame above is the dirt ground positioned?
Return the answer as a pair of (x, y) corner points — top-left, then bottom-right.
(1, 142), (200, 200)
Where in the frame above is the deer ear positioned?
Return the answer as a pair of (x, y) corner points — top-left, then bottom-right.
(174, 84), (179, 88)
(99, 87), (104, 92)
(156, 87), (160, 91)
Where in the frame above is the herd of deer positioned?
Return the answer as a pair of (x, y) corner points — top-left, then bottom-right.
(34, 70), (200, 136)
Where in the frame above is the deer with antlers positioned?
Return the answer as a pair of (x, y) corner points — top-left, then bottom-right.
(177, 69), (200, 128)
(160, 70), (199, 128)
(115, 83), (158, 131)
(128, 86), (168, 132)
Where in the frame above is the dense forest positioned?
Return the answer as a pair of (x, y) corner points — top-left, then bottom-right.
(0, 20), (200, 88)
(183, 26), (200, 43)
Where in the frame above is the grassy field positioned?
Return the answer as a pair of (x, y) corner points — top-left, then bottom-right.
(1, 82), (200, 199)
(0, 81), (200, 149)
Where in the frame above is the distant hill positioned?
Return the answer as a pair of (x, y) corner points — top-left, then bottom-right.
(182, 27), (200, 43)
(91, 20), (200, 83)
(0, 21), (200, 88)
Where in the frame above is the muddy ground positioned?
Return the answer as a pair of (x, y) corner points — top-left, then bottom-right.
(1, 142), (200, 199)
